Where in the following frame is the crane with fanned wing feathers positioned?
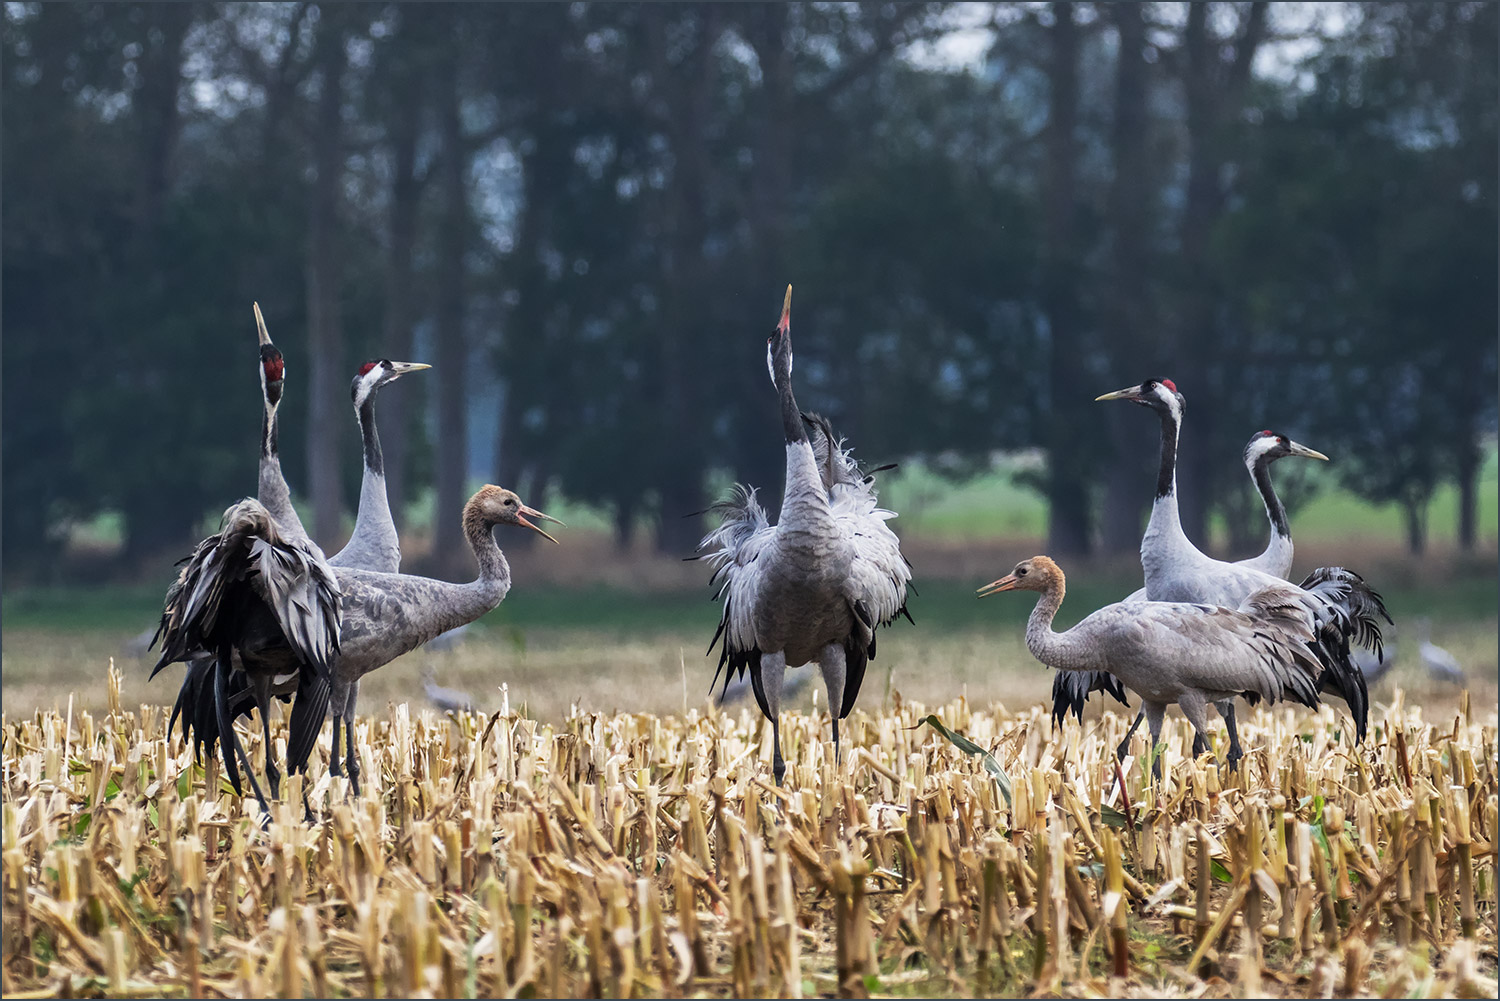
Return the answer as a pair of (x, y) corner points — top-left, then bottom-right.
(697, 286), (912, 785)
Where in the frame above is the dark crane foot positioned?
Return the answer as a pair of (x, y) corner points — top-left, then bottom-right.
(1224, 745), (1243, 772)
(346, 760), (361, 798)
(1116, 736), (1131, 762)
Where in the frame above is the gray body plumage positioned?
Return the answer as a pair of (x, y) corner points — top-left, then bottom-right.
(699, 292), (909, 784)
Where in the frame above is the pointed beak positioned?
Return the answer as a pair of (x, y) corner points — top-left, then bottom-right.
(777, 284), (792, 334)
(1287, 440), (1329, 462)
(253, 302), (271, 346)
(517, 505), (564, 544)
(1095, 384), (1144, 402)
(977, 574), (1019, 598)
(386, 361), (431, 380)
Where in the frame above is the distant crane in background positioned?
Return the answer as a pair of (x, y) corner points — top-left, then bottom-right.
(716, 665), (811, 708)
(697, 287), (912, 785)
(1352, 641), (1396, 685)
(422, 666), (476, 714)
(1416, 617), (1466, 687)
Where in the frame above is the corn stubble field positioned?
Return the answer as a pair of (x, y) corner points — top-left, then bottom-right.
(1, 666), (1495, 999)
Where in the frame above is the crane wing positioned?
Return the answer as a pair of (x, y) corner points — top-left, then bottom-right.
(150, 498), (341, 681)
(695, 485), (778, 701)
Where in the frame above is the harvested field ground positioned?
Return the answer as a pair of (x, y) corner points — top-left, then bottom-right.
(1, 669), (1495, 998)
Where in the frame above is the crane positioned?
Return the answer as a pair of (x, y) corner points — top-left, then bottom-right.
(1051, 426), (1329, 760)
(1415, 618), (1465, 687)
(159, 304), (334, 794)
(1351, 641), (1396, 685)
(697, 286), (912, 785)
(984, 556), (1328, 778)
(421, 667), (476, 714)
(1081, 378), (1388, 766)
(323, 485), (560, 793)
(716, 664), (812, 708)
(150, 498), (341, 816)
(328, 357), (431, 572)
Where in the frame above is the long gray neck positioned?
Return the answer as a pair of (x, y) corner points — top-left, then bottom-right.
(774, 376), (834, 539)
(1024, 583), (1097, 674)
(259, 403), (310, 543)
(1250, 454), (1292, 571)
(332, 395), (400, 571)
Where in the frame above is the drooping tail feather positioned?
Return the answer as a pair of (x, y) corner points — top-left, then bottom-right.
(1050, 670), (1130, 726)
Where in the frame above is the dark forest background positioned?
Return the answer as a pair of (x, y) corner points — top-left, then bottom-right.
(4, 2), (1495, 583)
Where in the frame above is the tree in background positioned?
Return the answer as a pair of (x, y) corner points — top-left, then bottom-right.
(3, 1), (1494, 583)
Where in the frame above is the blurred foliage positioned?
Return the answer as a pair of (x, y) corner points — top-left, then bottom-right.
(2, 2), (1494, 581)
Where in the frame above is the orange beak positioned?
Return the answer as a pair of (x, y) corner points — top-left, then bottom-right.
(977, 574), (1020, 598)
(777, 284), (792, 334)
(518, 505), (564, 545)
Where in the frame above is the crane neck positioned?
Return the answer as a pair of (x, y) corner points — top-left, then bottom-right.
(258, 401), (310, 542)
(1022, 573), (1096, 673)
(1155, 403), (1179, 501)
(777, 376), (808, 446)
(461, 504), (513, 588)
(356, 391), (384, 477)
(1249, 454), (1290, 543)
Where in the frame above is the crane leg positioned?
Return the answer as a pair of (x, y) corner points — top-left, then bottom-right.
(1179, 693), (1212, 762)
(819, 644), (847, 766)
(215, 654), (270, 819)
(1142, 702), (1166, 782)
(248, 674), (280, 800)
(758, 653), (788, 786)
(1217, 700), (1243, 771)
(329, 714), (344, 781)
(344, 683), (362, 797)
(1115, 709), (1146, 761)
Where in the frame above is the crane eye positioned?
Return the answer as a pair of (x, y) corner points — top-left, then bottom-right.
(1016, 566), (1028, 576)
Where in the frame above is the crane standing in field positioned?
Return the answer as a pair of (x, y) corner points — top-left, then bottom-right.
(157, 304), (340, 804)
(1054, 378), (1387, 769)
(983, 555), (1326, 777)
(1052, 426), (1330, 761)
(151, 498), (341, 815)
(697, 286), (912, 785)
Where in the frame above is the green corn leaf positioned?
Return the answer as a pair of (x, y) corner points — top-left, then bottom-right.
(915, 715), (1012, 807)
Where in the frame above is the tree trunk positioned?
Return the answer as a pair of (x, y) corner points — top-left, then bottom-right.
(431, 44), (470, 577)
(1171, 2), (1267, 550)
(1403, 495), (1427, 555)
(1455, 436), (1479, 551)
(305, 21), (347, 549)
(646, 5), (720, 554)
(382, 82), (423, 533)
(1100, 2), (1153, 556)
(1042, 2), (1091, 557)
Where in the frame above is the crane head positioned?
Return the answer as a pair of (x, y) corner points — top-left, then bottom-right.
(978, 555), (1062, 597)
(766, 284), (793, 388)
(351, 359), (431, 405)
(1244, 430), (1329, 466)
(254, 302), (285, 409)
(467, 485), (566, 544)
(1095, 378), (1183, 419)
